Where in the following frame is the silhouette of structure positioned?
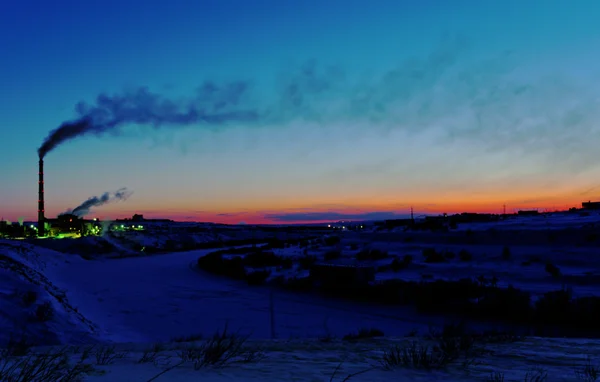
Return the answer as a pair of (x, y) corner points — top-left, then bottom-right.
(582, 201), (600, 210)
(38, 158), (45, 236)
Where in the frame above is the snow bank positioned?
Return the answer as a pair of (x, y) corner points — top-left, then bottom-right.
(0, 240), (98, 347)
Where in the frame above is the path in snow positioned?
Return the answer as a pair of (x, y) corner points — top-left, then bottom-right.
(53, 249), (450, 343)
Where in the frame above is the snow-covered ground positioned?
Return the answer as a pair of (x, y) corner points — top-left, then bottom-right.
(79, 336), (600, 381)
(0, 239), (448, 345)
(2, 212), (600, 380)
(6, 337), (600, 381)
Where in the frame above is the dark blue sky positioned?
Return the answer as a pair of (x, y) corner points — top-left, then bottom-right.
(2, 0), (600, 223)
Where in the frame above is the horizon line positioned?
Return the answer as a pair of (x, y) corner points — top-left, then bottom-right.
(3, 206), (596, 227)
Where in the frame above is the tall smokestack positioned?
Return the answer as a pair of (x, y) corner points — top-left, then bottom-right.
(38, 158), (45, 237)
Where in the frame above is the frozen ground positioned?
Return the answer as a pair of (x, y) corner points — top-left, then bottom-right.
(0, 241), (98, 346)
(0, 239), (450, 345)
(8, 337), (600, 381)
(47, 246), (446, 342)
(2, 212), (600, 380)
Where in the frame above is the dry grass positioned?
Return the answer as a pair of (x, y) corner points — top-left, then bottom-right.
(0, 346), (100, 382)
(380, 341), (452, 370)
(576, 357), (600, 381)
(93, 345), (128, 366)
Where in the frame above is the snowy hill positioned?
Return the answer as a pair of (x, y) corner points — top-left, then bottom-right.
(0, 240), (98, 347)
(1, 212), (600, 380)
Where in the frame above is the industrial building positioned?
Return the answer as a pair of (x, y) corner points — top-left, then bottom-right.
(582, 201), (600, 210)
(34, 157), (103, 238)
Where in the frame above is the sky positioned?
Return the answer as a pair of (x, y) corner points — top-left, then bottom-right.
(2, 0), (600, 224)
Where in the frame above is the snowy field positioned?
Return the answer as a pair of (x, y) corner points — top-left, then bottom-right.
(5, 337), (600, 381)
(0, 240), (440, 345)
(1, 212), (600, 380)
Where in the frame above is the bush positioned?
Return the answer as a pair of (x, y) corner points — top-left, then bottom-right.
(197, 253), (246, 280)
(175, 324), (264, 369)
(381, 341), (452, 370)
(444, 251), (456, 260)
(356, 248), (388, 261)
(545, 263), (561, 278)
(323, 250), (342, 261)
(343, 328), (385, 341)
(244, 250), (281, 267)
(298, 255), (318, 269)
(0, 346), (97, 381)
(198, 249), (600, 338)
(94, 346), (128, 365)
(475, 286), (531, 322)
(5, 334), (33, 357)
(501, 246), (511, 260)
(265, 238), (286, 249)
(575, 357), (600, 381)
(422, 248), (445, 263)
(458, 249), (472, 261)
(324, 236), (341, 246)
(534, 288), (571, 326)
(138, 343), (166, 364)
(280, 257), (294, 269)
(391, 255), (413, 271)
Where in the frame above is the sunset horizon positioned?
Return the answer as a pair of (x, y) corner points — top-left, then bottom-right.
(1, 194), (594, 225)
(3, 0), (600, 227)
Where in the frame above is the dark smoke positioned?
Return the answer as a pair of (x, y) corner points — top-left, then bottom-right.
(38, 37), (467, 158)
(62, 188), (133, 217)
(39, 34), (597, 171)
(38, 84), (258, 158)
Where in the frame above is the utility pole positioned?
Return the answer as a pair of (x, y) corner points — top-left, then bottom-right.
(503, 204), (506, 216)
(269, 289), (276, 339)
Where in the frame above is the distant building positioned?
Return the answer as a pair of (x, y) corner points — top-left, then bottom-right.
(132, 214), (144, 222)
(116, 214), (172, 223)
(383, 219), (414, 229)
(582, 201), (600, 210)
(517, 210), (539, 216)
(48, 214), (84, 235)
(450, 213), (499, 223)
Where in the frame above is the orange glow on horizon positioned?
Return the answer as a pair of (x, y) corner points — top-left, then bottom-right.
(3, 190), (596, 224)
(88, 195), (588, 224)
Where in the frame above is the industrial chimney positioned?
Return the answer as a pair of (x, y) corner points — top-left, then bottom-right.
(38, 158), (45, 236)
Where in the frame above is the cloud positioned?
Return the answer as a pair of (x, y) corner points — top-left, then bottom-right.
(216, 212), (248, 217)
(264, 211), (410, 222)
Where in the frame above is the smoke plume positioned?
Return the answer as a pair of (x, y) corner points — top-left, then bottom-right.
(37, 38), (467, 158)
(62, 188), (133, 217)
(37, 34), (600, 172)
(38, 84), (258, 158)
